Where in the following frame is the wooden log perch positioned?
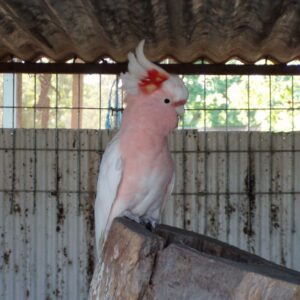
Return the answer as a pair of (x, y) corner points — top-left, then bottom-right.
(89, 217), (300, 300)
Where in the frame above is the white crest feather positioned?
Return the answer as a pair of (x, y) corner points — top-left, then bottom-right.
(127, 52), (147, 79)
(135, 40), (168, 77)
(121, 40), (167, 95)
(121, 40), (188, 100)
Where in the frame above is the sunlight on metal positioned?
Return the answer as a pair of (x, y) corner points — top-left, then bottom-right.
(3, 74), (16, 128)
(0, 62), (300, 75)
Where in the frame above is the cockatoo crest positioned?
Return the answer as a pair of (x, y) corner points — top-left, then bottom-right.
(139, 69), (168, 94)
(121, 40), (188, 101)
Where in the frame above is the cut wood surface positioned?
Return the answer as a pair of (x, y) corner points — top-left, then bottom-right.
(89, 217), (300, 300)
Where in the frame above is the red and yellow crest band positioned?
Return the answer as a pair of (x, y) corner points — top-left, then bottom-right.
(139, 69), (168, 94)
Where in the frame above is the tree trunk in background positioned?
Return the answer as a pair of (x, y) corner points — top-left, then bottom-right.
(72, 74), (83, 129)
(37, 74), (52, 128)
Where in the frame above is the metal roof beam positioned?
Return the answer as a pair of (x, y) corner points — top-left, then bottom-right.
(0, 62), (300, 75)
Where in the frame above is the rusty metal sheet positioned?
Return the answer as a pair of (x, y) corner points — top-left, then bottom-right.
(0, 129), (300, 300)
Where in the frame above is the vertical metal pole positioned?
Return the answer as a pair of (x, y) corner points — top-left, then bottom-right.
(114, 75), (119, 128)
(204, 75), (208, 235)
(225, 75), (230, 242)
(33, 73), (37, 300)
(99, 74), (102, 129)
(269, 75), (274, 260)
(3, 74), (16, 128)
(76, 74), (82, 299)
(246, 75), (251, 252)
(33, 74), (37, 211)
(54, 73), (60, 296)
(77, 74), (82, 215)
(247, 74), (251, 251)
(182, 77), (186, 229)
(4, 73), (17, 213)
(291, 76), (296, 268)
(247, 76), (250, 131)
(54, 73), (59, 209)
(3, 73), (17, 298)
(246, 75), (255, 252)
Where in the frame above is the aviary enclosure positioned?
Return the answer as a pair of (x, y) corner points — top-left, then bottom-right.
(0, 0), (300, 299)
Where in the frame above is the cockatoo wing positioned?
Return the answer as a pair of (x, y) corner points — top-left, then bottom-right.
(95, 132), (123, 257)
(162, 172), (175, 212)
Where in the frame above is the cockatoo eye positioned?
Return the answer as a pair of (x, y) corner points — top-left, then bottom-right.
(164, 98), (171, 104)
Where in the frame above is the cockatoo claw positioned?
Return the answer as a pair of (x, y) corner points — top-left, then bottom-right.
(140, 216), (157, 232)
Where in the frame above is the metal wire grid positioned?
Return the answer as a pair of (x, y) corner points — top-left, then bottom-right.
(0, 71), (300, 263)
(0, 73), (299, 131)
(176, 74), (300, 252)
(0, 74), (123, 129)
(0, 54), (299, 300)
(182, 75), (300, 131)
(0, 72), (299, 200)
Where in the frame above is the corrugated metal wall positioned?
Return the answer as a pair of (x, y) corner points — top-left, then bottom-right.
(0, 129), (300, 299)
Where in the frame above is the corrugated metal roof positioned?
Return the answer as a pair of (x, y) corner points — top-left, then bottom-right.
(0, 0), (300, 63)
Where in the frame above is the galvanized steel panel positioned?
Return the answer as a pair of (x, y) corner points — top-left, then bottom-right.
(0, 129), (300, 300)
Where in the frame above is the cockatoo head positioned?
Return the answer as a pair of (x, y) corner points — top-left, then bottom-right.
(121, 40), (189, 119)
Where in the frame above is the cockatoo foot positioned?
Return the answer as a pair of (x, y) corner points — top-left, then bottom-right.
(123, 211), (141, 224)
(140, 216), (157, 231)
(122, 212), (158, 232)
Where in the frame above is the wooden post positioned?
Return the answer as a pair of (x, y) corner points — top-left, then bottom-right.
(72, 74), (83, 129)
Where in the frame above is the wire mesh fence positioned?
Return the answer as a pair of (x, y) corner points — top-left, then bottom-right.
(0, 67), (300, 299)
(0, 71), (299, 131)
(0, 73), (123, 129)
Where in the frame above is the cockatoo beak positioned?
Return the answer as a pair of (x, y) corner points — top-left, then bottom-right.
(173, 99), (187, 115)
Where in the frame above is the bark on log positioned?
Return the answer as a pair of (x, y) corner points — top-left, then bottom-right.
(89, 217), (300, 300)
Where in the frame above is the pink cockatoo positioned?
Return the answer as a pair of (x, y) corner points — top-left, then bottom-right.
(95, 40), (188, 257)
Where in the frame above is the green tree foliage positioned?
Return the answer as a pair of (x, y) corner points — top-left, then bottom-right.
(183, 74), (299, 131)
(1, 72), (299, 131)
(20, 74), (121, 129)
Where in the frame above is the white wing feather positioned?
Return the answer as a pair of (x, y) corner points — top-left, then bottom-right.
(162, 172), (175, 212)
(94, 133), (123, 258)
